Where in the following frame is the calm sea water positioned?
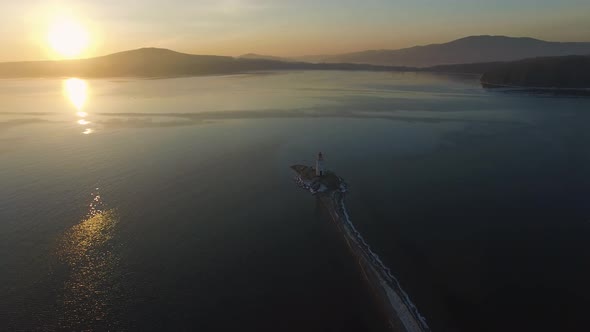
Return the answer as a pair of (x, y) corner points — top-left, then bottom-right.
(1, 71), (589, 331)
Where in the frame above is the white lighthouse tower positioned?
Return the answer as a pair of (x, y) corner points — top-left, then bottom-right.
(315, 152), (325, 177)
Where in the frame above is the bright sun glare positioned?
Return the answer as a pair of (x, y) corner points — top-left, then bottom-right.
(48, 17), (90, 58)
(64, 78), (88, 110)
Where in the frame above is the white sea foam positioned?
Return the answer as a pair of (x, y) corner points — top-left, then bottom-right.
(335, 193), (430, 331)
(295, 172), (429, 330)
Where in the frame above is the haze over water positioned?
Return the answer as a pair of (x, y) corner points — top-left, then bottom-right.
(1, 71), (590, 331)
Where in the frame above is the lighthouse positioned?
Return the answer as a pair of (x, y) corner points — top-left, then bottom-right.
(316, 152), (325, 177)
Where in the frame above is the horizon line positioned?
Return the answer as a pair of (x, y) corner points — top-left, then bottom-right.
(4, 34), (590, 64)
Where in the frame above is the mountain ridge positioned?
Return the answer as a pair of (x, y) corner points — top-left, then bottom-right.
(2, 36), (590, 80)
(0, 48), (407, 78)
(289, 35), (590, 67)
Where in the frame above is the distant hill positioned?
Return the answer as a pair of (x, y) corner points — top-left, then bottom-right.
(293, 36), (590, 67)
(0, 48), (408, 78)
(425, 61), (508, 74)
(238, 53), (288, 62)
(480, 55), (590, 89)
(4, 43), (590, 80)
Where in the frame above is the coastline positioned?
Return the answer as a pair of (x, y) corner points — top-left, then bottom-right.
(292, 165), (430, 332)
(480, 80), (590, 96)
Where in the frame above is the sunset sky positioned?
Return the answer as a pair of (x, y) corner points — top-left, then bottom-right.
(2, 0), (590, 61)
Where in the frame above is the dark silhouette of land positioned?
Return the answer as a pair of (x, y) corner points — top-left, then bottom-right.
(1, 36), (589, 90)
(0, 48), (407, 78)
(238, 53), (288, 62)
(480, 55), (590, 89)
(425, 61), (508, 74)
(290, 35), (590, 67)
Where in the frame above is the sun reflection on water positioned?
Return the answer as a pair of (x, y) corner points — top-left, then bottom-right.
(63, 78), (95, 135)
(63, 78), (87, 110)
(57, 188), (120, 329)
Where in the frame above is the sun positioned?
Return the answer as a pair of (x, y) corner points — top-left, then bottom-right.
(47, 17), (90, 58)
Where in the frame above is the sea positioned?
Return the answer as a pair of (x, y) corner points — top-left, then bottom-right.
(1, 71), (589, 331)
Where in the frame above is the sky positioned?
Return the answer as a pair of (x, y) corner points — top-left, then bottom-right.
(1, 0), (590, 61)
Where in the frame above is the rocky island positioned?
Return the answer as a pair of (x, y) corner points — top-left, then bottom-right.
(291, 155), (430, 332)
